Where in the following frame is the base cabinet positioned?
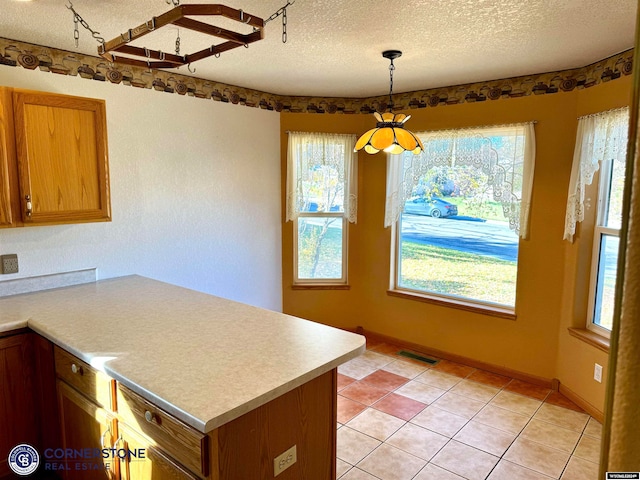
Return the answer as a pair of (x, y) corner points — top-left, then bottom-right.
(57, 381), (117, 480)
(0, 332), (38, 477)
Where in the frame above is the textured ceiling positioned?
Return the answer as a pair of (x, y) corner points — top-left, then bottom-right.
(1, 0), (637, 97)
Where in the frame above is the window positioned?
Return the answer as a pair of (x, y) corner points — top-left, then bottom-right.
(565, 108), (629, 335)
(286, 132), (357, 284)
(386, 124), (536, 310)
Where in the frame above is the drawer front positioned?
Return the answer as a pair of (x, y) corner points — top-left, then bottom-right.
(54, 346), (115, 410)
(116, 384), (208, 477)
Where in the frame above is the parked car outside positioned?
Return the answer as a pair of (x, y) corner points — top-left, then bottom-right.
(403, 197), (458, 218)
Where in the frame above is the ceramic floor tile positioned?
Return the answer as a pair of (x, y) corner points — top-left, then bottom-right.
(450, 379), (500, 403)
(490, 390), (543, 416)
(337, 395), (367, 424)
(346, 407), (406, 441)
(373, 392), (426, 421)
(453, 420), (517, 457)
(414, 369), (463, 390)
(504, 437), (571, 478)
(573, 434), (601, 463)
(341, 381), (390, 406)
(357, 443), (426, 480)
(337, 426), (381, 465)
(473, 404), (531, 435)
(410, 405), (469, 438)
(337, 458), (352, 479)
(359, 350), (396, 368)
(431, 359), (476, 378)
(487, 459), (555, 480)
(414, 463), (466, 480)
(385, 422), (449, 461)
(504, 379), (551, 401)
(560, 456), (599, 480)
(381, 359), (429, 379)
(340, 468), (379, 480)
(431, 440), (499, 480)
(395, 379), (447, 404)
(369, 343), (402, 356)
(338, 373), (357, 391)
(520, 419), (581, 453)
(545, 391), (585, 413)
(339, 357), (384, 380)
(361, 369), (410, 391)
(533, 403), (589, 432)
(583, 417), (602, 439)
(467, 370), (512, 388)
(432, 391), (486, 419)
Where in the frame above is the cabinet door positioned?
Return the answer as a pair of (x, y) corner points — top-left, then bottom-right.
(0, 333), (38, 477)
(57, 380), (118, 480)
(0, 88), (21, 227)
(118, 422), (199, 480)
(12, 89), (111, 224)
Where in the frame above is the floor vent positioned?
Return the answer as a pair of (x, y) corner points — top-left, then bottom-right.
(398, 350), (439, 365)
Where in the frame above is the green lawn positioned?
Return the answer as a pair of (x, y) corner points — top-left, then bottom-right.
(398, 241), (517, 306)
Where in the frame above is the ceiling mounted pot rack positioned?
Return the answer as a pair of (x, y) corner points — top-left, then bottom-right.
(97, 4), (265, 69)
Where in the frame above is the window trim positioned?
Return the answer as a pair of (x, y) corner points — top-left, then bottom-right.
(586, 159), (618, 338)
(293, 212), (348, 285)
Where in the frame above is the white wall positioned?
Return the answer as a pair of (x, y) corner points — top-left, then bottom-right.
(0, 67), (282, 311)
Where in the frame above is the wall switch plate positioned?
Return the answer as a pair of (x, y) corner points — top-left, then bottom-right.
(594, 363), (603, 383)
(0, 254), (18, 274)
(273, 445), (296, 477)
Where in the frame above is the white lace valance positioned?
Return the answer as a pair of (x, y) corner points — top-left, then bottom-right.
(564, 108), (629, 242)
(286, 131), (358, 223)
(385, 123), (536, 239)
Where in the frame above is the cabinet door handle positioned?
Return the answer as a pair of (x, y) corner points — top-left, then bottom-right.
(25, 195), (32, 218)
(144, 410), (156, 423)
(71, 363), (83, 375)
(100, 423), (111, 449)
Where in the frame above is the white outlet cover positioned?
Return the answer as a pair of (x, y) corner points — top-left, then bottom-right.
(594, 363), (603, 383)
(273, 445), (297, 477)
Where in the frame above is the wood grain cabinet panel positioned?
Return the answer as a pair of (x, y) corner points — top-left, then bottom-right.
(0, 87), (111, 227)
(0, 333), (38, 478)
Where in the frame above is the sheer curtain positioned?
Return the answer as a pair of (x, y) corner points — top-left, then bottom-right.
(563, 108), (629, 241)
(286, 132), (357, 223)
(385, 123), (536, 239)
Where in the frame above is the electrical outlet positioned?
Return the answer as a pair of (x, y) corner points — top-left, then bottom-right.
(0, 254), (18, 274)
(273, 445), (296, 477)
(594, 363), (603, 383)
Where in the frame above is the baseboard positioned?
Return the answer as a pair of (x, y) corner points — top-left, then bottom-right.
(558, 382), (604, 423)
(354, 326), (553, 388)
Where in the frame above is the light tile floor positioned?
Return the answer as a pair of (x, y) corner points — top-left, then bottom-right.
(336, 340), (602, 480)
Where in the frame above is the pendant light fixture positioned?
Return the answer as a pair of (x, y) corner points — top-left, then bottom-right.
(355, 50), (424, 155)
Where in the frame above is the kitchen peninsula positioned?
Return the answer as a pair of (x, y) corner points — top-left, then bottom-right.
(0, 275), (365, 479)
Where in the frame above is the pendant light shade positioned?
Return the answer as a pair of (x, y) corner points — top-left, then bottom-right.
(355, 51), (424, 155)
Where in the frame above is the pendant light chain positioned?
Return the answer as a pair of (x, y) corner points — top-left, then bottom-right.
(388, 58), (395, 110)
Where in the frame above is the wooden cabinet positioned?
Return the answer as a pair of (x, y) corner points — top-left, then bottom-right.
(54, 347), (205, 480)
(0, 332), (38, 477)
(0, 87), (111, 227)
(57, 380), (118, 480)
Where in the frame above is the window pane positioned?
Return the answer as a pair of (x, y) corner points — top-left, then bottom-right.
(297, 217), (343, 280)
(398, 164), (519, 307)
(604, 157), (626, 229)
(299, 146), (345, 213)
(593, 234), (619, 330)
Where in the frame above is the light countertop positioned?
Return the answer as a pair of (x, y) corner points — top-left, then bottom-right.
(0, 275), (365, 433)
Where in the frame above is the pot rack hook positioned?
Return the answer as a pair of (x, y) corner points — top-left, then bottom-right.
(187, 63), (196, 73)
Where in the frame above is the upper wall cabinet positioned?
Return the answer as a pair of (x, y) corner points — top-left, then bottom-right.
(0, 87), (111, 227)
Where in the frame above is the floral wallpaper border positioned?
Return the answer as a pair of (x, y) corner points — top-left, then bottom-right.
(0, 36), (634, 114)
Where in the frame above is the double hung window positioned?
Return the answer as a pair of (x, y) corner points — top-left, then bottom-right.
(286, 132), (357, 284)
(564, 108), (629, 335)
(386, 124), (536, 310)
